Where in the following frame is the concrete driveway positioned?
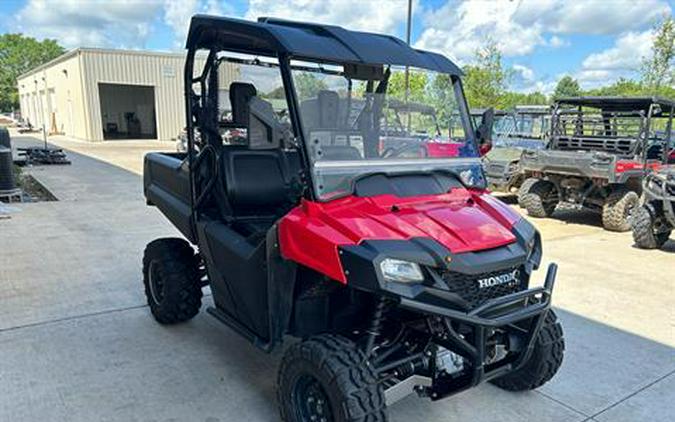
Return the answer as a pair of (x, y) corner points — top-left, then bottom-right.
(1, 133), (673, 422)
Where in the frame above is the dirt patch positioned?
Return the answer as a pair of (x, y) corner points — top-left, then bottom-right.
(1, 165), (58, 202)
(18, 173), (58, 201)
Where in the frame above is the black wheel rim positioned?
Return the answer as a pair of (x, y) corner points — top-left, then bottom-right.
(292, 374), (334, 422)
(148, 261), (165, 305)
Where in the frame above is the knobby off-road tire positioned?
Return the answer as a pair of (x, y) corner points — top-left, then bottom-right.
(142, 238), (203, 324)
(517, 177), (538, 208)
(491, 310), (564, 391)
(632, 204), (671, 249)
(278, 335), (386, 422)
(602, 188), (639, 232)
(520, 179), (558, 218)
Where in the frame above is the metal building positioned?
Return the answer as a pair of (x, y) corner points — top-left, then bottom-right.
(17, 48), (239, 142)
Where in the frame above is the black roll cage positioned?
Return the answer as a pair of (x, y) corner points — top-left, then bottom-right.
(549, 97), (674, 163)
(182, 16), (476, 222)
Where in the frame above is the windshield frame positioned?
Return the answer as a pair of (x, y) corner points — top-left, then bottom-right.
(286, 60), (479, 201)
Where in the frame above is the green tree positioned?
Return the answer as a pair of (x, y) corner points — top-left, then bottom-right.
(387, 70), (428, 102)
(501, 91), (548, 109)
(0, 34), (64, 111)
(584, 78), (644, 96)
(294, 72), (327, 100)
(553, 75), (581, 99)
(462, 38), (511, 109)
(428, 73), (456, 130)
(641, 16), (675, 89)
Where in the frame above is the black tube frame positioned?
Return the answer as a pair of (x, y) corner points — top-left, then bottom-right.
(397, 263), (557, 400)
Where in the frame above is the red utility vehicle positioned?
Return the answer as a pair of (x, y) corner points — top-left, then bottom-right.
(142, 15), (564, 422)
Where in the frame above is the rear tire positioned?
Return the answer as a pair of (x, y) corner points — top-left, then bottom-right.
(142, 238), (203, 324)
(278, 335), (386, 422)
(491, 310), (564, 391)
(602, 188), (639, 232)
(632, 204), (671, 249)
(520, 179), (558, 218)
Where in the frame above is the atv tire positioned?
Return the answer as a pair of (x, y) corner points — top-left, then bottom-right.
(491, 310), (564, 391)
(278, 335), (386, 422)
(602, 188), (639, 232)
(142, 238), (203, 324)
(517, 178), (538, 208)
(632, 204), (671, 249)
(520, 179), (558, 218)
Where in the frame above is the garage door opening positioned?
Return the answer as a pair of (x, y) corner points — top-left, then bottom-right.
(99, 83), (157, 140)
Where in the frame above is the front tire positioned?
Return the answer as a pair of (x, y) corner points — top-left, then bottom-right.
(278, 335), (386, 422)
(520, 179), (559, 218)
(602, 188), (639, 232)
(491, 310), (565, 391)
(142, 238), (203, 324)
(632, 204), (671, 249)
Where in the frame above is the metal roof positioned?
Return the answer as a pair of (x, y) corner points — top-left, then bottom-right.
(555, 96), (675, 114)
(17, 47), (191, 81)
(186, 15), (462, 76)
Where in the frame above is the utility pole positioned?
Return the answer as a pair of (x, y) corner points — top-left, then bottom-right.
(404, 0), (413, 131)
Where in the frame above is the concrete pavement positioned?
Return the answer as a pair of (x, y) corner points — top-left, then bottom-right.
(0, 133), (673, 421)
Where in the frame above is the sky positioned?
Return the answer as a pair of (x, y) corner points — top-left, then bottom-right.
(1, 0), (673, 94)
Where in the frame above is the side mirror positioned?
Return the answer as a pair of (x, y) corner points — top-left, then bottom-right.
(476, 108), (494, 156)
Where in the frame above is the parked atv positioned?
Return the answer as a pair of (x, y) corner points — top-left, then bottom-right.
(142, 15), (564, 422)
(632, 167), (674, 248)
(482, 105), (550, 196)
(520, 97), (674, 231)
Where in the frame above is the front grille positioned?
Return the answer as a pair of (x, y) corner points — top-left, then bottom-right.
(440, 267), (525, 309)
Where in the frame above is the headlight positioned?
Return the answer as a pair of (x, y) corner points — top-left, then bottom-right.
(380, 259), (424, 283)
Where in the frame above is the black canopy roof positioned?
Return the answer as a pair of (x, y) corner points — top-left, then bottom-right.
(186, 15), (462, 76)
(555, 96), (675, 115)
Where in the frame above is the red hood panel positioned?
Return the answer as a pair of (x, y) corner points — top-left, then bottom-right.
(315, 191), (517, 253)
(279, 189), (520, 283)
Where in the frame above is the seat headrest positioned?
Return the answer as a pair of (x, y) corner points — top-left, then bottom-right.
(229, 82), (257, 126)
(318, 90), (340, 129)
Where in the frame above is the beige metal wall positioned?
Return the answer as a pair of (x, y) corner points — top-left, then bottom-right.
(17, 48), (239, 142)
(17, 52), (88, 139)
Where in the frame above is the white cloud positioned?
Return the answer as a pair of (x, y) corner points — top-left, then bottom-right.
(163, 0), (200, 49)
(415, 1), (546, 63)
(245, 0), (414, 35)
(514, 0), (671, 36)
(15, 0), (163, 48)
(14, 0), (234, 50)
(581, 30), (653, 72)
(513, 64), (535, 81)
(548, 36), (568, 48)
(415, 0), (671, 63)
(510, 65), (559, 94)
(574, 29), (655, 88)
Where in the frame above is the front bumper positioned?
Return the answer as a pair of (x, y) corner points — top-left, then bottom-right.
(644, 173), (675, 225)
(486, 174), (516, 191)
(399, 263), (557, 400)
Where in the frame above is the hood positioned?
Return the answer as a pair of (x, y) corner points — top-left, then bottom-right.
(486, 147), (524, 163)
(304, 189), (520, 254)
